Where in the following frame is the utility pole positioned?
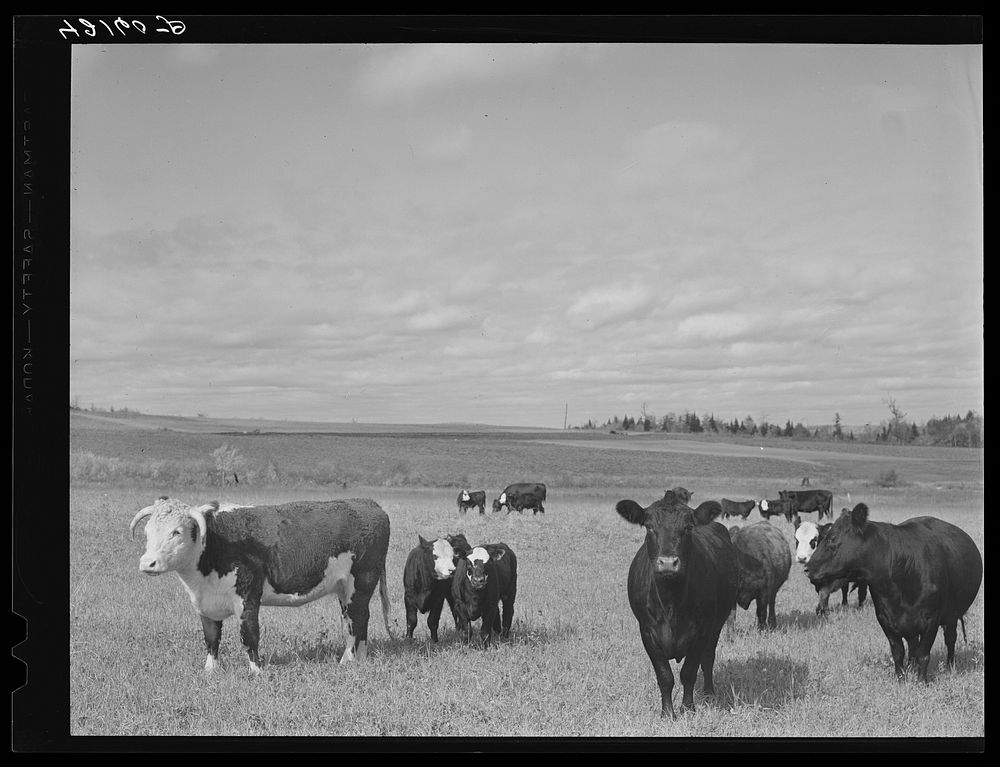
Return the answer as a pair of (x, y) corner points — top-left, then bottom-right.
(564, 403), (568, 430)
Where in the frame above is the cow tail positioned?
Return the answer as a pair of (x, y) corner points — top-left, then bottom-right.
(378, 562), (393, 638)
(960, 616), (968, 644)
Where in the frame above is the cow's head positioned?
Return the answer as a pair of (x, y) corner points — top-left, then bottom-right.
(793, 520), (828, 564)
(461, 490), (470, 502)
(446, 533), (472, 559)
(617, 495), (717, 579)
(804, 503), (870, 585)
(461, 546), (507, 591)
(129, 497), (216, 575)
(418, 535), (459, 580)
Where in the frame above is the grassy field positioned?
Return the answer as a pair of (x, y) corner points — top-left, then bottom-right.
(68, 419), (984, 741)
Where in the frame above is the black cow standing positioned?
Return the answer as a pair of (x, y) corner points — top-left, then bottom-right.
(492, 483), (546, 515)
(757, 497), (794, 521)
(779, 489), (834, 521)
(456, 490), (487, 515)
(806, 504), (983, 682)
(616, 491), (738, 718)
(451, 542), (518, 646)
(730, 522), (792, 630)
(720, 498), (757, 520)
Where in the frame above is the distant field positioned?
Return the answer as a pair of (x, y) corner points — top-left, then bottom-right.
(68, 417), (984, 740)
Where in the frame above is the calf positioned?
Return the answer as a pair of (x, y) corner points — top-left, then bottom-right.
(450, 543), (518, 646)
(779, 489), (834, 521)
(806, 504), (983, 682)
(456, 489), (487, 515)
(721, 498), (757, 519)
(403, 535), (463, 642)
(616, 490), (738, 718)
(757, 497), (794, 521)
(794, 519), (867, 615)
(130, 496), (392, 673)
(492, 483), (546, 515)
(730, 522), (792, 630)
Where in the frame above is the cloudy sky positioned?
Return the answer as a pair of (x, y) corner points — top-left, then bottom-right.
(70, 42), (982, 428)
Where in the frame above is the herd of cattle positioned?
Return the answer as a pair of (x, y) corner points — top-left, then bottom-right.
(129, 481), (983, 719)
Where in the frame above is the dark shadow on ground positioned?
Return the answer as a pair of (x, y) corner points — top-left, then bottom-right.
(710, 653), (812, 713)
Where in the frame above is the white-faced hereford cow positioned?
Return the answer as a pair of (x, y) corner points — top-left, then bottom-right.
(806, 503), (983, 682)
(730, 522), (792, 630)
(456, 489), (487, 515)
(451, 543), (518, 646)
(616, 490), (739, 718)
(403, 534), (470, 642)
(130, 496), (392, 673)
(794, 518), (867, 615)
(492, 483), (546, 515)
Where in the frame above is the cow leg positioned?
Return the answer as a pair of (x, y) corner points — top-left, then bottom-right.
(840, 583), (850, 607)
(699, 644), (718, 697)
(404, 596), (418, 640)
(754, 598), (769, 631)
(942, 620), (959, 669)
(815, 586), (832, 616)
(200, 615), (223, 673)
(678, 649), (701, 713)
(874, 611), (907, 679)
(767, 595), (778, 630)
(342, 572), (377, 663)
(639, 627), (675, 719)
(856, 583), (868, 609)
(238, 599), (262, 674)
(500, 593), (515, 639)
(480, 604), (501, 647)
(913, 624), (940, 683)
(427, 598), (445, 643)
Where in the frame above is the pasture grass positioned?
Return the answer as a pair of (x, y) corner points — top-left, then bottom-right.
(71, 478), (984, 740)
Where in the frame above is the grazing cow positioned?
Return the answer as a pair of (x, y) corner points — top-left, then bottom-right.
(456, 489), (487, 515)
(720, 498), (757, 520)
(730, 522), (792, 630)
(794, 519), (867, 615)
(779, 489), (834, 521)
(616, 490), (739, 718)
(492, 483), (547, 515)
(451, 543), (518, 646)
(801, 477), (811, 487)
(757, 497), (794, 521)
(129, 496), (392, 673)
(806, 504), (983, 682)
(403, 535), (465, 642)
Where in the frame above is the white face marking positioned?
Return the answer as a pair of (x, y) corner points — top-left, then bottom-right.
(795, 521), (820, 563)
(431, 538), (457, 579)
(261, 551), (355, 607)
(461, 491), (470, 501)
(499, 492), (506, 505)
(139, 505), (203, 575)
(760, 499), (768, 512)
(179, 568), (242, 622)
(469, 547), (490, 565)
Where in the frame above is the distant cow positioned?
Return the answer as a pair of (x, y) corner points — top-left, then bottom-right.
(794, 519), (867, 615)
(456, 489), (487, 515)
(451, 543), (518, 646)
(779, 489), (834, 521)
(720, 498), (757, 519)
(130, 497), (392, 672)
(403, 535), (464, 642)
(806, 504), (983, 682)
(616, 490), (738, 718)
(730, 522), (792, 630)
(492, 483), (547, 515)
(757, 497), (794, 521)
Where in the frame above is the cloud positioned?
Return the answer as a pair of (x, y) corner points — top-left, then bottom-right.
(567, 283), (657, 330)
(355, 44), (567, 102)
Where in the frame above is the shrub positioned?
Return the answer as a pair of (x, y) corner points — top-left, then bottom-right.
(875, 469), (899, 488)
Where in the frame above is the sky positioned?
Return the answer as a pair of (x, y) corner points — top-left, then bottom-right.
(70, 42), (983, 429)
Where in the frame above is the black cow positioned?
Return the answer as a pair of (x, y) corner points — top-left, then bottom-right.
(806, 504), (983, 682)
(757, 497), (794, 521)
(779, 489), (834, 521)
(694, 500), (723, 522)
(616, 490), (739, 718)
(451, 542), (518, 646)
(721, 498), (757, 519)
(730, 522), (792, 630)
(794, 518), (867, 615)
(456, 489), (487, 515)
(130, 497), (392, 672)
(492, 483), (547, 515)
(403, 535), (466, 642)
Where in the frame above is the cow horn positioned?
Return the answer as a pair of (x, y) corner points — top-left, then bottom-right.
(129, 505), (155, 538)
(188, 504), (214, 542)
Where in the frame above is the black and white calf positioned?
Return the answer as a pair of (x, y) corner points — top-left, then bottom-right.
(794, 518), (868, 615)
(451, 543), (518, 646)
(130, 496), (392, 673)
(457, 490), (487, 515)
(403, 534), (465, 642)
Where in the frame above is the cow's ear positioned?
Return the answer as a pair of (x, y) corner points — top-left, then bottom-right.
(490, 548), (506, 562)
(691, 503), (717, 526)
(616, 499), (648, 526)
(850, 503), (869, 532)
(418, 534), (429, 546)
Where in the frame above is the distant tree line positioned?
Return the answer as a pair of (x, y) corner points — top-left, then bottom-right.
(571, 403), (983, 448)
